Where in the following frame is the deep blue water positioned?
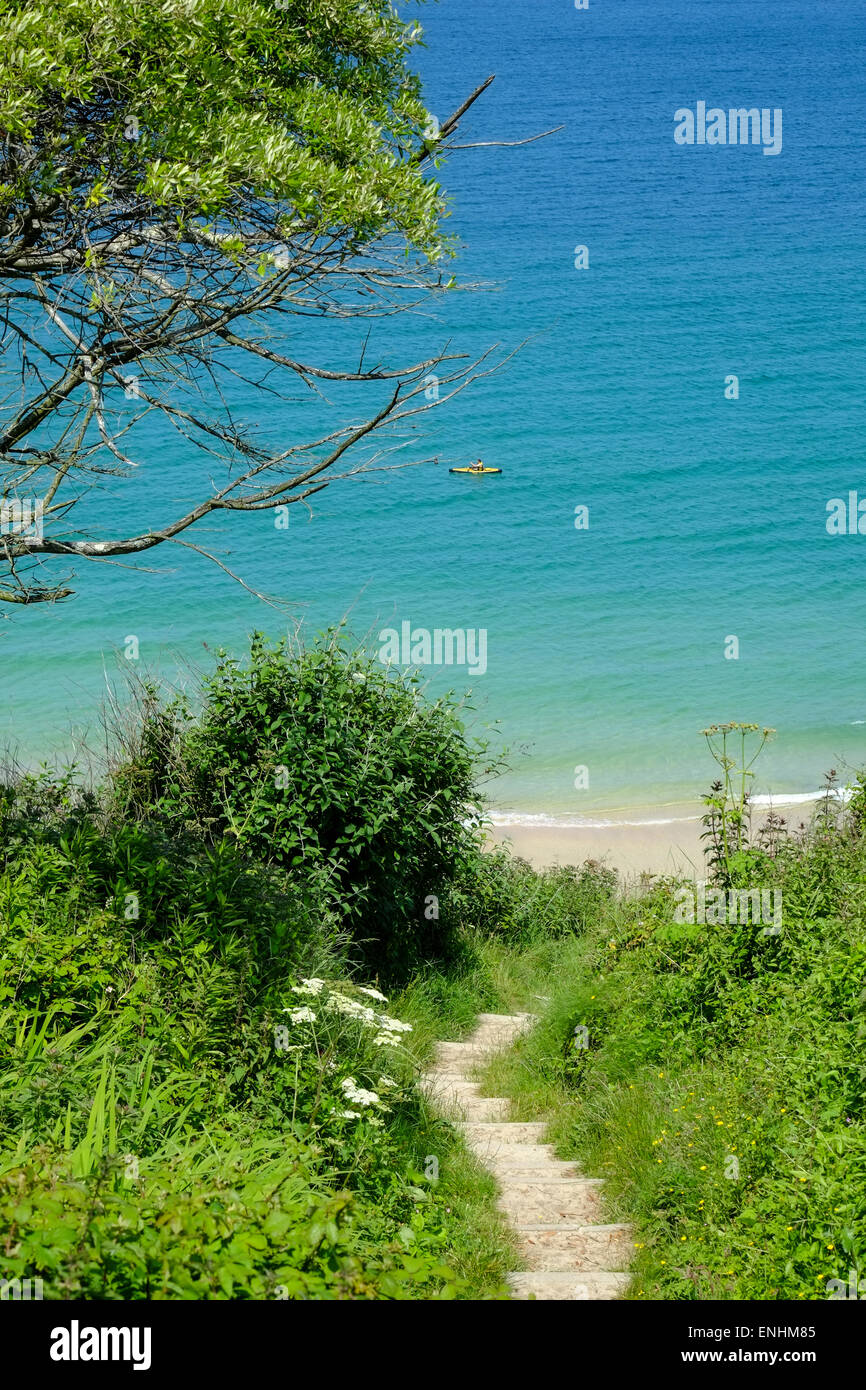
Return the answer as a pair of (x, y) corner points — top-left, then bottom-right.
(4, 0), (866, 819)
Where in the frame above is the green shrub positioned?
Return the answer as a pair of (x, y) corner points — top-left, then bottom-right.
(462, 852), (618, 945)
(0, 819), (318, 1026)
(515, 813), (866, 1300)
(0, 794), (474, 1301)
(110, 633), (500, 978)
(0, 1145), (461, 1301)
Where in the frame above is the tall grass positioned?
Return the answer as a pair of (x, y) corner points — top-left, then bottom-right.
(479, 784), (866, 1300)
(5, 651), (863, 1302)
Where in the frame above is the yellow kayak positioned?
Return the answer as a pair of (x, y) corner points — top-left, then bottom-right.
(449, 466), (502, 475)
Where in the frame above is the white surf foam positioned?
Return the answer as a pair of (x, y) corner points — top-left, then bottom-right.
(488, 787), (853, 830)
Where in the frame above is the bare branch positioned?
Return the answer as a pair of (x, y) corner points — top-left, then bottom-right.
(444, 126), (564, 151)
(0, 66), (526, 606)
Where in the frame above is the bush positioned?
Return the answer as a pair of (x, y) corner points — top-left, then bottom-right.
(0, 812), (319, 1026)
(530, 813), (866, 1300)
(110, 633), (500, 978)
(0, 1146), (461, 1301)
(455, 852), (618, 945)
(0, 817), (465, 1300)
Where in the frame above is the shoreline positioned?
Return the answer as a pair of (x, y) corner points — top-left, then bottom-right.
(486, 794), (827, 878)
(487, 816), (706, 879)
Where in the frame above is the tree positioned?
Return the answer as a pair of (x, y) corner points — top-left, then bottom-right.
(0, 0), (508, 606)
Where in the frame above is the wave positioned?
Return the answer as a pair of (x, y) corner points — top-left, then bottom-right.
(751, 789), (852, 807)
(488, 787), (852, 830)
(487, 811), (700, 829)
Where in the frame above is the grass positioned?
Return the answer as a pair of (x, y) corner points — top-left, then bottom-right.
(473, 813), (866, 1301)
(390, 936), (606, 1292)
(7, 782), (864, 1300)
(3, 644), (864, 1302)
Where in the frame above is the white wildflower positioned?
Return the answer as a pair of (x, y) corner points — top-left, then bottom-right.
(377, 1015), (413, 1034)
(328, 992), (377, 1024)
(340, 1110), (361, 1120)
(377, 1076), (398, 1089)
(287, 1007), (316, 1024)
(341, 1076), (381, 1107)
(357, 986), (388, 1003)
(292, 978), (326, 996)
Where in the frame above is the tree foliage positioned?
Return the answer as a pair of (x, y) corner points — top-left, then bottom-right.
(0, 0), (442, 244)
(111, 633), (500, 975)
(0, 1), (502, 605)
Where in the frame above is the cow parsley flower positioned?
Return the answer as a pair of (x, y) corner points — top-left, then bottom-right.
(328, 993), (377, 1024)
(377, 1015), (413, 1034)
(287, 1007), (316, 1024)
(357, 986), (388, 1003)
(341, 1077), (381, 1107)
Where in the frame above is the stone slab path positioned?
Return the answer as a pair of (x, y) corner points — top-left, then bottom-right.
(421, 1012), (631, 1300)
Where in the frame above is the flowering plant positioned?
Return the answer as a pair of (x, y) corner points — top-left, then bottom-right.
(265, 979), (417, 1179)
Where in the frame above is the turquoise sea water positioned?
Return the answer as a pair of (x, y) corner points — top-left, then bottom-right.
(4, 0), (866, 821)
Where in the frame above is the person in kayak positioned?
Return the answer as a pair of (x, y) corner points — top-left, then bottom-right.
(448, 458), (500, 474)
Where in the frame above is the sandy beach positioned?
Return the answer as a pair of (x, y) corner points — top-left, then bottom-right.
(487, 800), (817, 881)
(488, 814), (704, 880)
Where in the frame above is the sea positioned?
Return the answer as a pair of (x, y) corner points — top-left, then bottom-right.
(3, 0), (866, 828)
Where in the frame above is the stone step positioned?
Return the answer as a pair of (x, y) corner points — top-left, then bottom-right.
(426, 1093), (511, 1123)
(435, 1042), (503, 1065)
(421, 1076), (478, 1095)
(466, 1035), (521, 1052)
(467, 1141), (559, 1166)
(469, 1022), (527, 1039)
(507, 1271), (631, 1302)
(470, 1016), (527, 1030)
(460, 1122), (549, 1147)
(420, 1067), (478, 1082)
(456, 1096), (512, 1122)
(497, 1179), (604, 1226)
(492, 1164), (582, 1183)
(420, 1073), (481, 1093)
(516, 1224), (633, 1272)
(422, 1012), (629, 1302)
(422, 1073), (497, 1095)
(475, 1013), (536, 1025)
(432, 1051), (492, 1070)
(469, 1139), (567, 1173)
(487, 1150), (580, 1177)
